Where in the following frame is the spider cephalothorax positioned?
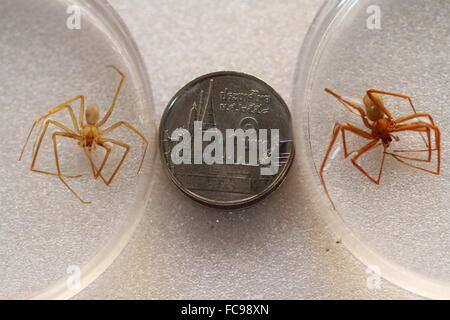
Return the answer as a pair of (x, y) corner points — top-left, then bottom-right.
(79, 104), (101, 151)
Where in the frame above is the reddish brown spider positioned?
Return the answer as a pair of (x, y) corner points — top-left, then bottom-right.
(320, 88), (441, 205)
(19, 65), (148, 204)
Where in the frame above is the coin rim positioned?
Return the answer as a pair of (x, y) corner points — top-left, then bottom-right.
(159, 71), (295, 209)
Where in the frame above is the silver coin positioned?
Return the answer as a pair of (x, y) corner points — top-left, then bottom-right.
(159, 71), (294, 209)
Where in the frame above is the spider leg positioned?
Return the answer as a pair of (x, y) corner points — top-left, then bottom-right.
(386, 148), (438, 163)
(95, 142), (112, 179)
(52, 132), (90, 204)
(390, 122), (440, 174)
(100, 121), (148, 174)
(350, 140), (384, 184)
(320, 122), (373, 173)
(320, 122), (374, 208)
(366, 89), (417, 113)
(30, 119), (82, 178)
(96, 65), (125, 127)
(387, 153), (439, 174)
(84, 150), (98, 177)
(390, 126), (434, 162)
(19, 95), (84, 160)
(95, 137), (130, 185)
(394, 112), (436, 149)
(324, 88), (371, 129)
(84, 149), (108, 185)
(32, 120), (46, 156)
(83, 142), (111, 182)
(394, 112), (436, 125)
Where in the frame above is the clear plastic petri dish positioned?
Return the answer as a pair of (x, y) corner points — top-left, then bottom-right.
(293, 0), (449, 298)
(0, 0), (156, 298)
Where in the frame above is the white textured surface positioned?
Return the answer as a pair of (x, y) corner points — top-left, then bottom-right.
(75, 0), (422, 299)
(0, 0), (151, 298)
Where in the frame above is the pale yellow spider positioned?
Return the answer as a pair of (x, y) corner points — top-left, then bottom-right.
(19, 65), (148, 204)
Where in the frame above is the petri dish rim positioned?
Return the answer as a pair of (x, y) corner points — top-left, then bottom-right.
(28, 0), (157, 299)
(293, 0), (450, 299)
